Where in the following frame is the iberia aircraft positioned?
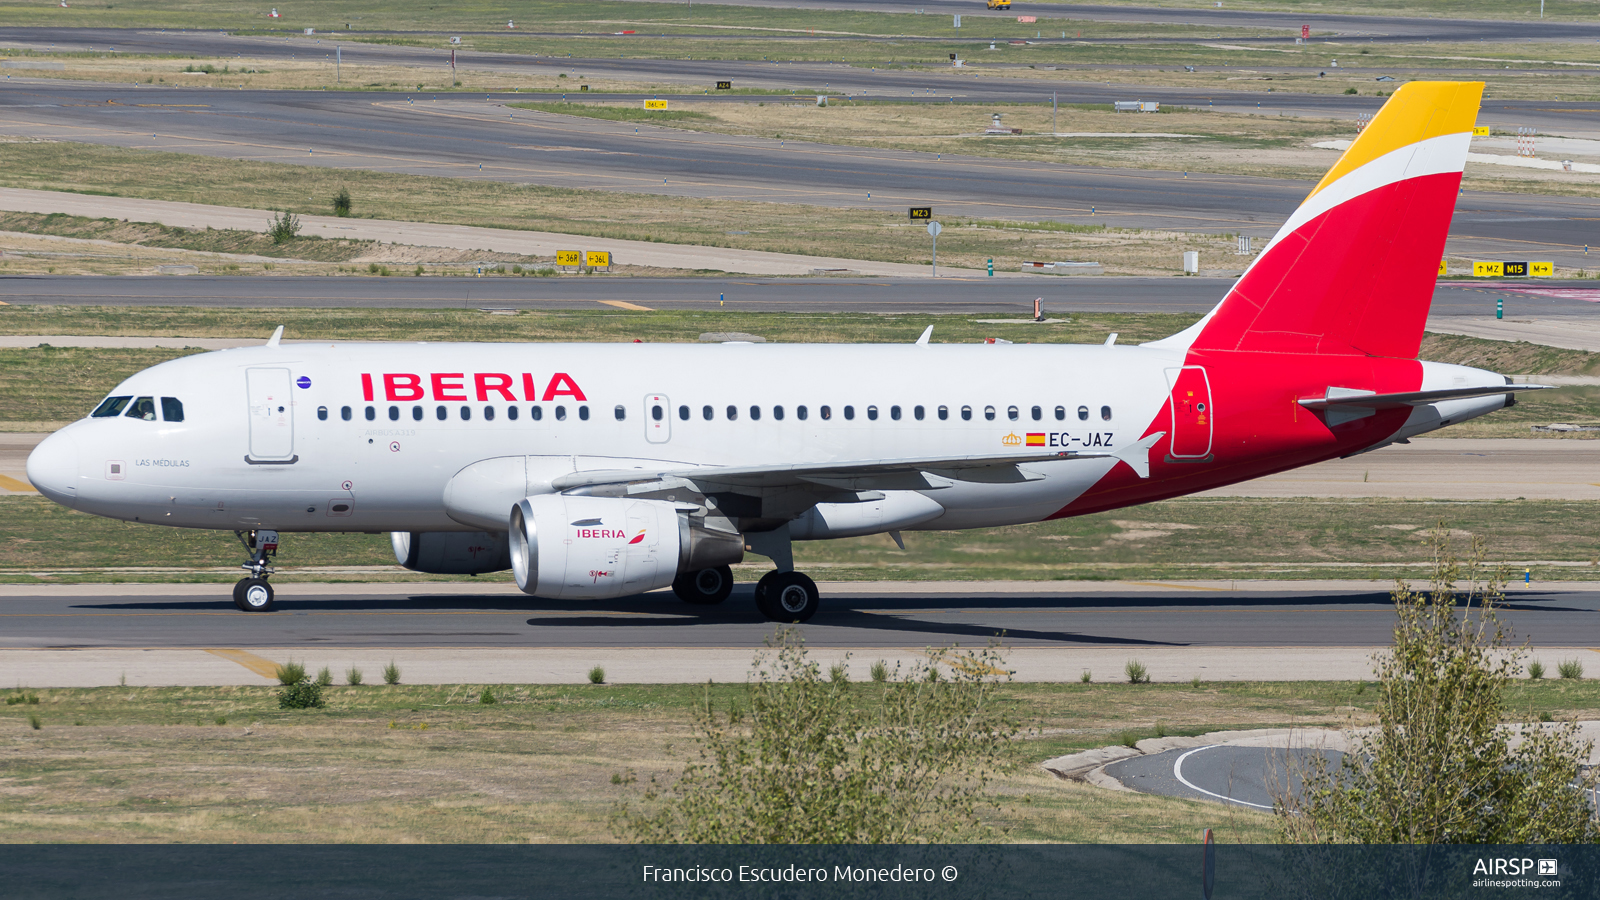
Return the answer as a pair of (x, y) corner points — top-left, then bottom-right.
(27, 82), (1542, 620)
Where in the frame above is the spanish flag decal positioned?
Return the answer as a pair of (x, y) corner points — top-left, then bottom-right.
(1026, 433), (1046, 446)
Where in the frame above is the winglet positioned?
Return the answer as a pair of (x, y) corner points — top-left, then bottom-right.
(1115, 432), (1165, 479)
(266, 325), (284, 347)
(915, 325), (933, 346)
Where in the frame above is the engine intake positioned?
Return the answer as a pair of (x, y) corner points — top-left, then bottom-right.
(509, 495), (741, 600)
(391, 531), (511, 574)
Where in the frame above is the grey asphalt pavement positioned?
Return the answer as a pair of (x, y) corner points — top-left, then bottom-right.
(1, 275), (1590, 316)
(1106, 744), (1344, 809)
(2, 82), (1591, 264)
(4, 582), (1597, 650)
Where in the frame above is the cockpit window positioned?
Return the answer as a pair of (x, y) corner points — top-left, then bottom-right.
(160, 397), (184, 422)
(91, 396), (132, 418)
(125, 397), (158, 421)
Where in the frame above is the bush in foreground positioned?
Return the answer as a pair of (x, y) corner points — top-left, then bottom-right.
(1278, 526), (1599, 843)
(610, 629), (1017, 843)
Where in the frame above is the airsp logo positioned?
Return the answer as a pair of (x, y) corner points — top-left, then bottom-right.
(1473, 858), (1555, 876)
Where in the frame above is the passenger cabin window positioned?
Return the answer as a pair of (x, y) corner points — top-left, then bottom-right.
(555, 406), (567, 421)
(1031, 405), (1042, 421)
(702, 405), (714, 421)
(412, 406), (423, 421)
(866, 405), (878, 421)
(678, 405), (690, 421)
(938, 405), (948, 421)
(126, 397), (157, 421)
(959, 405), (971, 421)
(1101, 405), (1113, 421)
(820, 405), (832, 420)
(484, 406), (495, 421)
(1007, 405), (1019, 421)
(92, 396), (133, 418)
(1054, 406), (1066, 421)
(843, 405), (855, 421)
(914, 405), (925, 421)
(579, 405), (590, 421)
(797, 405), (808, 420)
(387, 405), (400, 421)
(890, 405), (902, 421)
(507, 406), (519, 421)
(365, 406), (376, 421)
(726, 405), (738, 421)
(1077, 405), (1090, 421)
(160, 397), (185, 422)
(341, 406), (352, 421)
(774, 405), (785, 421)
(531, 406), (543, 421)
(983, 406), (996, 421)
(459, 406), (471, 421)
(749, 405), (761, 421)
(317, 406), (329, 421)
(436, 406), (447, 421)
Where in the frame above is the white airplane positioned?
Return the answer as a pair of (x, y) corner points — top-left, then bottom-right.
(27, 81), (1541, 620)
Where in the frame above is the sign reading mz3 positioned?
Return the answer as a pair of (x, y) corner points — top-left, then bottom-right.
(908, 207), (933, 220)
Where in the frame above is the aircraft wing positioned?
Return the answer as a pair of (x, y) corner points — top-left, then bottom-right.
(1298, 384), (1551, 410)
(551, 433), (1166, 493)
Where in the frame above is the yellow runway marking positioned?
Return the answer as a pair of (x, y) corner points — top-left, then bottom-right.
(204, 648), (282, 680)
(0, 474), (36, 492)
(598, 300), (653, 311)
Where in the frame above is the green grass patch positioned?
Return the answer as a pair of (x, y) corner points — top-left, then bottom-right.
(5, 495), (1599, 582)
(0, 211), (370, 262)
(508, 101), (716, 126)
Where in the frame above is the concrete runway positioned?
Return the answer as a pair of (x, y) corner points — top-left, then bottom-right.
(1, 275), (1595, 317)
(2, 580), (1598, 687)
(1, 82), (1596, 264)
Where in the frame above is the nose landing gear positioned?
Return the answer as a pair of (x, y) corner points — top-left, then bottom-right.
(232, 529), (279, 612)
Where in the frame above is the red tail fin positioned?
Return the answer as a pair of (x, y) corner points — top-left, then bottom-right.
(1161, 82), (1483, 359)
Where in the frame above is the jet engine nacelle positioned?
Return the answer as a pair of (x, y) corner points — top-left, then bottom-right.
(391, 530), (511, 574)
(509, 495), (743, 600)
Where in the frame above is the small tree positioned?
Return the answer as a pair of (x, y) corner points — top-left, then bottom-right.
(267, 209), (301, 244)
(610, 629), (1017, 843)
(1279, 526), (1599, 844)
(332, 187), (352, 217)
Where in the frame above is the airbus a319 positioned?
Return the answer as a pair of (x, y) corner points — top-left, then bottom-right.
(27, 82), (1539, 621)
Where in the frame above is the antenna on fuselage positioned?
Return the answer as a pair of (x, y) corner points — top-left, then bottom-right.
(915, 325), (933, 346)
(266, 326), (284, 347)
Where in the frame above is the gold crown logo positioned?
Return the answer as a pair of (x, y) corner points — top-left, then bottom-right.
(1001, 432), (1022, 446)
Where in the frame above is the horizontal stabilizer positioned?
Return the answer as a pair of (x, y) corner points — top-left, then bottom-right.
(1298, 384), (1550, 410)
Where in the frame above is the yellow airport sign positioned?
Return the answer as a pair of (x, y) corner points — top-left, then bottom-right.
(1472, 126), (1490, 137)
(1473, 261), (1503, 277)
(585, 251), (612, 268)
(1438, 260), (1447, 275)
(1531, 261), (1554, 277)
(556, 250), (582, 266)
(643, 99), (669, 110)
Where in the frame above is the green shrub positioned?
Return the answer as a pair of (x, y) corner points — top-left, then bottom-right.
(332, 187), (352, 217)
(28, 714), (41, 730)
(275, 660), (306, 686)
(5, 692), (38, 705)
(346, 666), (364, 686)
(870, 660), (889, 683)
(267, 209), (301, 243)
(278, 682), (325, 710)
(1124, 659), (1149, 684)
(1528, 661), (1546, 680)
(479, 687), (497, 704)
(1080, 670), (1091, 683)
(828, 663), (849, 684)
(588, 666), (606, 685)
(1343, 87), (1358, 94)
(383, 661), (401, 685)
(315, 666), (333, 687)
(214, 715), (227, 725)
(1558, 659), (1584, 680)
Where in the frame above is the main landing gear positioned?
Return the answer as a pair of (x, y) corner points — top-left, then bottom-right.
(232, 529), (279, 612)
(754, 570), (820, 623)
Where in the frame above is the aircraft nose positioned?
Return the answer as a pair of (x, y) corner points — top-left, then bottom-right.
(26, 430), (79, 508)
